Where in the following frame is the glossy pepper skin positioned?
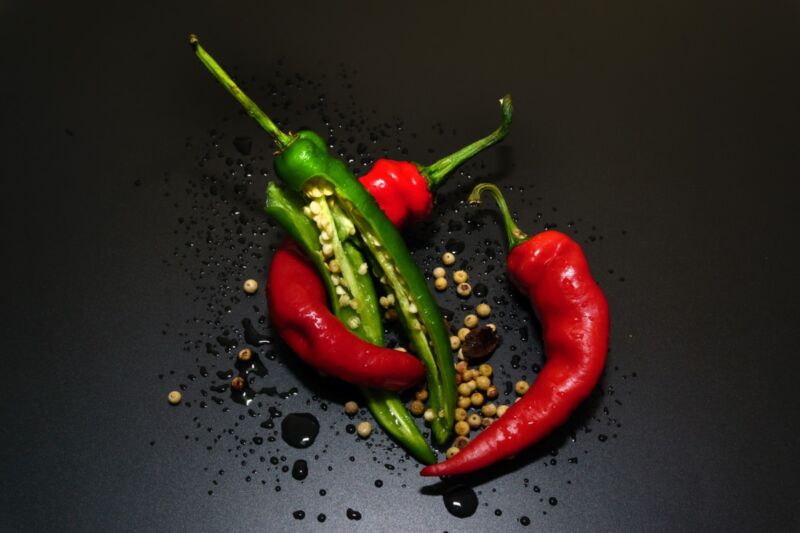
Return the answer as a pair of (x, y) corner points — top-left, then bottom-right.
(359, 96), (513, 227)
(421, 183), (609, 477)
(268, 241), (425, 390)
(272, 130), (456, 444)
(265, 183), (436, 464)
(191, 36), (456, 445)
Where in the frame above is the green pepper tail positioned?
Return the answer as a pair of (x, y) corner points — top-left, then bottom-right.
(190, 34), (295, 150)
(468, 182), (529, 249)
(420, 95), (513, 190)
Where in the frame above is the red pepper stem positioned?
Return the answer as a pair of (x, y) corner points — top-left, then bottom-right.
(420, 95), (513, 190)
(190, 34), (294, 150)
(468, 182), (528, 249)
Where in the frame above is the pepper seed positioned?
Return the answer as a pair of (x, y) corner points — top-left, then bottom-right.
(449, 336), (461, 350)
(433, 267), (446, 278)
(238, 348), (252, 362)
(453, 270), (469, 284)
(243, 279), (258, 294)
(167, 390), (182, 405)
(356, 421), (372, 438)
(434, 278), (448, 291)
(344, 401), (359, 415)
(442, 252), (456, 265)
(475, 302), (491, 318)
(456, 283), (472, 298)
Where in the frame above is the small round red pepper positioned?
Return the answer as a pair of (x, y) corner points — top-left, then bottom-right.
(359, 95), (512, 227)
(421, 183), (610, 477)
(267, 240), (426, 391)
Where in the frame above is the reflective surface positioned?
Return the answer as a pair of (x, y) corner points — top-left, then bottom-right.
(1, 1), (799, 531)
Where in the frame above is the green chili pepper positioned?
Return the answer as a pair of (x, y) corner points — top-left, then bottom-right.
(193, 36), (456, 445)
(265, 184), (436, 464)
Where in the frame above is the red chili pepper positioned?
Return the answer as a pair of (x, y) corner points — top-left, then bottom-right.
(359, 95), (512, 227)
(267, 97), (513, 388)
(421, 183), (610, 477)
(267, 240), (425, 391)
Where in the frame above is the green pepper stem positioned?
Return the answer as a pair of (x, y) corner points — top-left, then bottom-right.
(420, 95), (513, 190)
(190, 34), (294, 150)
(468, 183), (529, 249)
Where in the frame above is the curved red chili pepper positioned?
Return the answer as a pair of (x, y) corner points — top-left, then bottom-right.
(359, 95), (512, 227)
(267, 240), (425, 391)
(421, 184), (609, 476)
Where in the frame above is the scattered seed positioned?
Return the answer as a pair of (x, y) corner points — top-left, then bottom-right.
(470, 392), (485, 407)
(454, 408), (468, 421)
(467, 413), (482, 429)
(486, 385), (499, 400)
(442, 252), (456, 266)
(464, 314), (479, 328)
(423, 408), (435, 422)
(433, 267), (446, 279)
(347, 316), (360, 329)
(344, 401), (359, 415)
(497, 405), (509, 417)
(515, 380), (530, 395)
(476, 302), (491, 318)
(450, 336), (461, 350)
(453, 436), (470, 449)
(415, 389), (428, 402)
(410, 400), (425, 417)
(238, 348), (252, 362)
(454, 421), (470, 436)
(481, 403), (497, 417)
(457, 383), (472, 397)
(453, 270), (469, 284)
(243, 279), (258, 294)
(358, 262), (368, 275)
(481, 417), (494, 429)
(457, 328), (471, 342)
(478, 363), (493, 377)
(456, 283), (472, 297)
(167, 390), (182, 405)
(476, 375), (491, 391)
(446, 447), (461, 459)
(457, 396), (472, 409)
(231, 376), (246, 391)
(356, 421), (372, 438)
(434, 278), (448, 291)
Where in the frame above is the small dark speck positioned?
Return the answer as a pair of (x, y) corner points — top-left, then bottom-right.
(64, 128), (75, 136)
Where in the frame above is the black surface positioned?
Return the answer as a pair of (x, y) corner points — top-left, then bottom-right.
(2, 1), (799, 531)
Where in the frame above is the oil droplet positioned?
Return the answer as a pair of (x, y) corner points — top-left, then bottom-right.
(317, 513), (326, 523)
(281, 413), (320, 448)
(549, 497), (558, 506)
(292, 510), (305, 520)
(346, 508), (362, 520)
(292, 459), (308, 480)
(442, 484), (478, 518)
(520, 515), (531, 526)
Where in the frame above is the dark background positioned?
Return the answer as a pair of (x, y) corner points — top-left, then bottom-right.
(2, 1), (799, 531)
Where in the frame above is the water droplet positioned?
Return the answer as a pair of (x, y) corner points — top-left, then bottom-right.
(442, 484), (478, 518)
(281, 413), (320, 448)
(291, 459), (308, 480)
